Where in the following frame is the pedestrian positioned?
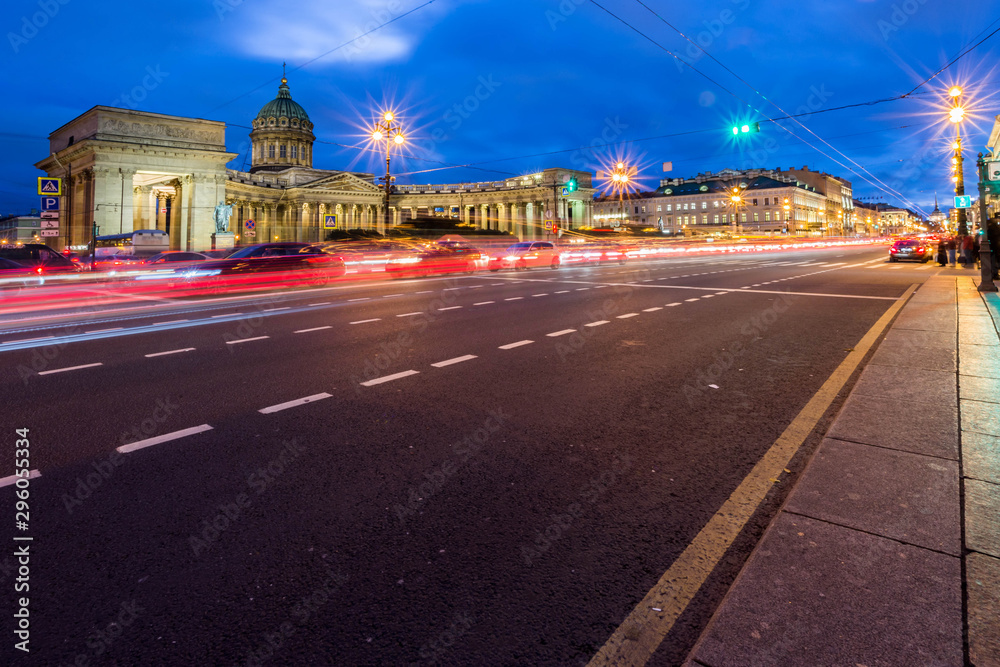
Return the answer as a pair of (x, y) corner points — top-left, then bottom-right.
(988, 219), (1000, 280)
(937, 238), (948, 266)
(962, 233), (976, 267)
(946, 236), (957, 267)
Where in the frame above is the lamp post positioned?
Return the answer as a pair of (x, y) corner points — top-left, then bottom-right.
(371, 110), (405, 235)
(949, 86), (968, 236)
(608, 162), (636, 229)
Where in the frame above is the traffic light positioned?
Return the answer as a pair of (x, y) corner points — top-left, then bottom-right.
(566, 177), (578, 193)
(731, 122), (760, 135)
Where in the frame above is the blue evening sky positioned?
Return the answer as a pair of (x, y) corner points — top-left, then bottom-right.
(2, 0), (999, 217)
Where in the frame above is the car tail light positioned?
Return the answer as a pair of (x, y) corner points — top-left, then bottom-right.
(35, 266), (44, 274)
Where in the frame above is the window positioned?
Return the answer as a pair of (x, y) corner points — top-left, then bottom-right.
(741, 213), (747, 222)
(752, 198), (758, 206)
(280, 145), (287, 158)
(635, 206), (640, 214)
(701, 201), (707, 209)
(641, 206), (646, 213)
(268, 144), (275, 158)
(656, 205), (662, 212)
(714, 214), (719, 224)
(765, 211), (771, 221)
(722, 214), (728, 223)
(702, 214), (708, 224)
(713, 200), (720, 208)
(753, 212), (759, 222)
(765, 197), (770, 206)
(666, 204), (672, 211)
(291, 145), (298, 159)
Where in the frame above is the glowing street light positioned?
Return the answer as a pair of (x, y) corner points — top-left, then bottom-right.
(370, 109), (405, 233)
(601, 161), (637, 227)
(947, 85), (968, 235)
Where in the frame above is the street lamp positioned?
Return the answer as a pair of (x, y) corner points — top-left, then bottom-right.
(606, 161), (637, 229)
(948, 86), (968, 235)
(783, 197), (793, 235)
(371, 110), (405, 235)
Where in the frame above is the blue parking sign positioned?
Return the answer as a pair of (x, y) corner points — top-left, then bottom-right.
(41, 196), (60, 211)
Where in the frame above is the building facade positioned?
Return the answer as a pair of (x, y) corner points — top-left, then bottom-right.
(0, 215), (43, 244)
(35, 76), (595, 251)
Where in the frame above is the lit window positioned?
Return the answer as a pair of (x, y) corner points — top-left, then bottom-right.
(666, 204), (672, 211)
(641, 206), (646, 213)
(754, 212), (759, 222)
(742, 213), (747, 222)
(714, 214), (719, 224)
(765, 211), (771, 221)
(701, 201), (707, 209)
(657, 205), (662, 212)
(752, 198), (758, 206)
(702, 214), (707, 224)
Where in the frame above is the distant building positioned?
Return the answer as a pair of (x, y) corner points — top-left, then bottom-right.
(0, 215), (42, 244)
(928, 195), (946, 229)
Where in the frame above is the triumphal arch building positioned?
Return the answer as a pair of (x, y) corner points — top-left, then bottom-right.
(36, 75), (595, 251)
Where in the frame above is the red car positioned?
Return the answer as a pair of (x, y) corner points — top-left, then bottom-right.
(385, 243), (485, 279)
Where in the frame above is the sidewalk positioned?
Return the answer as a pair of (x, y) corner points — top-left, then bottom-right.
(686, 275), (1000, 667)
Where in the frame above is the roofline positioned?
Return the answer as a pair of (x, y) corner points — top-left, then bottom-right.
(48, 105), (227, 138)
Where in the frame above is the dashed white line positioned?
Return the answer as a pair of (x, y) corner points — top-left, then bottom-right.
(505, 297), (524, 301)
(714, 292), (728, 295)
(309, 302), (331, 306)
(259, 392), (332, 414)
(0, 469), (40, 488)
(348, 297), (370, 302)
(585, 321), (610, 327)
(685, 298), (701, 302)
(555, 290), (570, 293)
(154, 319), (189, 325)
(397, 312), (423, 317)
(295, 326), (333, 333)
(145, 348), (196, 358)
(415, 290), (433, 294)
(666, 303), (683, 307)
(438, 306), (463, 311)
(595, 285), (611, 288)
(473, 301), (495, 306)
(350, 318), (381, 324)
(211, 313), (241, 318)
(360, 370), (420, 386)
(383, 293), (404, 298)
(547, 329), (577, 337)
(117, 424), (214, 454)
(85, 327), (124, 334)
(443, 287), (461, 291)
(617, 313), (639, 319)
(499, 340), (533, 350)
(431, 354), (478, 368)
(225, 336), (270, 345)
(263, 307), (290, 312)
(532, 293), (549, 297)
(702, 294), (716, 298)
(642, 307), (663, 312)
(38, 362), (103, 376)
(576, 288), (590, 291)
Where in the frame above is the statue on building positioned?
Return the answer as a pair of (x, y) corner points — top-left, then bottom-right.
(213, 201), (234, 233)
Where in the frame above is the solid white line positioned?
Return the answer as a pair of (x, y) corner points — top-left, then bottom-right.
(211, 313), (241, 318)
(145, 348), (196, 358)
(225, 336), (269, 345)
(85, 327), (123, 334)
(617, 313), (639, 319)
(431, 354), (478, 368)
(505, 297), (524, 301)
(547, 329), (577, 337)
(666, 302), (682, 307)
(259, 392), (332, 414)
(360, 369), (419, 386)
(154, 319), (189, 325)
(499, 340), (533, 349)
(295, 326), (332, 333)
(585, 321), (610, 327)
(397, 312), (423, 317)
(0, 469), (40, 488)
(643, 307), (663, 312)
(474, 301), (495, 306)
(438, 306), (462, 311)
(38, 362), (103, 376)
(263, 307), (290, 312)
(117, 424), (213, 454)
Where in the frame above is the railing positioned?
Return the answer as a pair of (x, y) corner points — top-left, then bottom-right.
(394, 178), (547, 195)
(226, 170), (289, 188)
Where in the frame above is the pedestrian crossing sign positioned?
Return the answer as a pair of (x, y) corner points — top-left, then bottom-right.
(38, 178), (62, 195)
(324, 215), (337, 229)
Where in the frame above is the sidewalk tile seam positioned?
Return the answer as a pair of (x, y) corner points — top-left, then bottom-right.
(823, 435), (960, 462)
(962, 475), (1000, 489)
(780, 509), (962, 560)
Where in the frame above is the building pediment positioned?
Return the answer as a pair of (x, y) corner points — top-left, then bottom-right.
(296, 172), (381, 194)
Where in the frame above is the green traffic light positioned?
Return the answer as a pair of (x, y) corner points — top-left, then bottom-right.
(566, 178), (577, 193)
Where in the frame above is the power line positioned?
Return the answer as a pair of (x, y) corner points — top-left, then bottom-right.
(903, 16), (1000, 96)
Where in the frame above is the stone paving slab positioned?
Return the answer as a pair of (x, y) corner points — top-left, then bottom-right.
(884, 328), (956, 350)
(959, 345), (1000, 379)
(784, 439), (960, 555)
(851, 364), (956, 406)
(690, 514), (963, 667)
(968, 553), (1000, 667)
(824, 393), (958, 459)
(966, 479), (1000, 559)
(868, 338), (956, 372)
(961, 398), (1000, 436)
(959, 374), (999, 403)
(893, 308), (956, 333)
(959, 330), (1000, 346)
(965, 431), (1000, 486)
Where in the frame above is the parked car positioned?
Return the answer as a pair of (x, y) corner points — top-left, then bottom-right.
(488, 241), (561, 271)
(385, 243), (485, 279)
(179, 242), (346, 291)
(888, 239), (933, 262)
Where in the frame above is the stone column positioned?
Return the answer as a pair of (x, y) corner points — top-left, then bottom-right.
(178, 176), (192, 250)
(117, 168), (136, 235)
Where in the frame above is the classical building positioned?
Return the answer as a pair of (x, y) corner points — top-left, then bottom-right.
(0, 215), (43, 244)
(35, 75), (595, 251)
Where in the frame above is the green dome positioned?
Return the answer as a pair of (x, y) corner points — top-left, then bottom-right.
(255, 78), (310, 123)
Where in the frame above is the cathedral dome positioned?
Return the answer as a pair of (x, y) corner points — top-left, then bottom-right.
(255, 77), (311, 124)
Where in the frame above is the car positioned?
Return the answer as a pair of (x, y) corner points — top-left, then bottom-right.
(0, 256), (46, 291)
(142, 251), (213, 265)
(178, 242), (346, 291)
(888, 239), (933, 262)
(487, 241), (560, 271)
(385, 244), (485, 279)
(309, 240), (422, 274)
(0, 243), (80, 274)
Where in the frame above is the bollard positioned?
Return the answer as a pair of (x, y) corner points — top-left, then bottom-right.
(980, 235), (998, 293)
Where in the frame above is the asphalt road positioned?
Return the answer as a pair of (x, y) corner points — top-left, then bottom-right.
(0, 246), (950, 665)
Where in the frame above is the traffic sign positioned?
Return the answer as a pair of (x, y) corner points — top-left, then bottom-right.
(38, 178), (61, 195)
(245, 219), (255, 231)
(561, 187), (568, 196)
(324, 215), (337, 229)
(41, 196), (59, 211)
(40, 211), (59, 219)
(41, 219), (58, 229)
(543, 220), (553, 231)
(987, 161), (1000, 181)
(246, 230), (256, 237)
(40, 230), (59, 237)
(954, 195), (972, 209)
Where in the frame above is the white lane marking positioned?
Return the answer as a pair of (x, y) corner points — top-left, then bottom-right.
(585, 321), (610, 327)
(348, 297), (369, 302)
(397, 312), (423, 317)
(685, 298), (701, 302)
(431, 354), (478, 368)
(145, 348), (196, 358)
(85, 327), (123, 334)
(360, 370), (420, 386)
(595, 285), (611, 288)
(643, 307), (663, 312)
(468, 285), (484, 289)
(263, 307), (290, 312)
(532, 293), (549, 297)
(38, 362), (103, 376)
(491, 283), (505, 286)
(259, 392), (332, 414)
(383, 294), (404, 298)
(154, 319), (189, 325)
(438, 306), (462, 311)
(714, 292), (728, 296)
(702, 294), (716, 298)
(415, 290), (433, 294)
(225, 336), (269, 345)
(350, 318), (381, 324)
(889, 266), (904, 270)
(505, 297), (524, 301)
(547, 329), (577, 337)
(751, 284), (762, 287)
(309, 302), (331, 306)
(617, 313), (639, 319)
(211, 313), (241, 318)
(295, 326), (333, 333)
(0, 469), (40, 488)
(3, 336), (54, 345)
(824, 262), (847, 267)
(117, 424), (213, 454)
(474, 301), (495, 306)
(443, 287), (461, 291)
(555, 290), (570, 294)
(576, 288), (590, 291)
(666, 303), (682, 307)
(499, 340), (533, 350)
